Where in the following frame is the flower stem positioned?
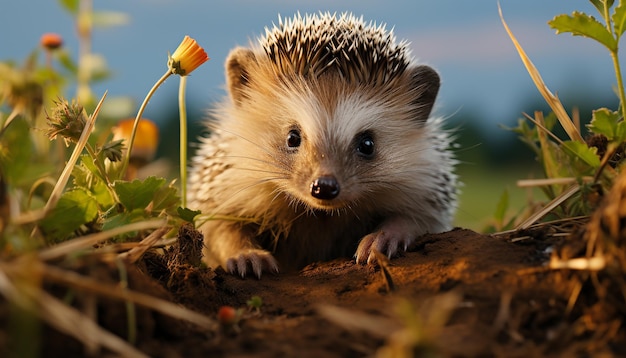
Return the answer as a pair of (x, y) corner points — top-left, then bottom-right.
(178, 75), (188, 207)
(76, 0), (93, 105)
(121, 70), (171, 179)
(604, 3), (626, 121)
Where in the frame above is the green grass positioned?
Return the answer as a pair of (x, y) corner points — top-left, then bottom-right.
(454, 165), (542, 232)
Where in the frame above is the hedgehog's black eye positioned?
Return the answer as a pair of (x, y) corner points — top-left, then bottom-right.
(356, 131), (375, 159)
(286, 129), (301, 149)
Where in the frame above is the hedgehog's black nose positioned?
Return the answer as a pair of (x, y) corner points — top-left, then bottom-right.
(310, 176), (340, 200)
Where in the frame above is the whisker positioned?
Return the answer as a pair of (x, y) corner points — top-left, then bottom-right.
(213, 128), (292, 170)
(208, 153), (289, 173)
(203, 176), (288, 219)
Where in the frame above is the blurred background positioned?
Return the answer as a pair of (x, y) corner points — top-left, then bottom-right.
(0, 1), (619, 231)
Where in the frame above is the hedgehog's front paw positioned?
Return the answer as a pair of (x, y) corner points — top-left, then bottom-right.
(355, 229), (414, 265)
(224, 249), (279, 279)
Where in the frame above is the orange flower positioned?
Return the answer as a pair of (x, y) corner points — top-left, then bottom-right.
(112, 118), (159, 163)
(168, 36), (209, 76)
(40, 33), (63, 50)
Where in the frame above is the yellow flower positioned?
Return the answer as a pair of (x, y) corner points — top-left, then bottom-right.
(168, 36), (209, 76)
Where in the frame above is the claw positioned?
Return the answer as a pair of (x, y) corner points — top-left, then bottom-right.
(224, 249), (279, 279)
(355, 228), (414, 266)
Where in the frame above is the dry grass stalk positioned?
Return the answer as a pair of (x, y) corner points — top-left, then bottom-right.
(0, 266), (148, 358)
(118, 226), (170, 264)
(516, 184), (580, 230)
(522, 111), (565, 146)
(499, 5), (583, 143)
(517, 177), (592, 187)
(317, 304), (398, 338)
(493, 215), (589, 240)
(318, 293), (461, 358)
(38, 218), (167, 261)
(372, 249), (396, 292)
(41, 263), (218, 330)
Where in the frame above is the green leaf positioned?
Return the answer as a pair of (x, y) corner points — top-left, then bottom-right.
(613, 1), (626, 38)
(71, 156), (93, 187)
(589, 0), (603, 14)
(588, 107), (621, 139)
(113, 176), (165, 211)
(71, 157), (115, 208)
(40, 188), (99, 241)
(177, 207), (201, 223)
(536, 115), (562, 180)
(616, 121), (626, 141)
(0, 118), (32, 186)
(562, 140), (602, 168)
(493, 189), (509, 226)
(549, 12), (617, 51)
(57, 50), (78, 75)
(78, 154), (107, 185)
(58, 0), (78, 15)
(590, 0), (615, 17)
(101, 209), (147, 240)
(152, 184), (180, 212)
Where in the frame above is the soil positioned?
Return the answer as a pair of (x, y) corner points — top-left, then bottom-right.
(9, 225), (626, 357)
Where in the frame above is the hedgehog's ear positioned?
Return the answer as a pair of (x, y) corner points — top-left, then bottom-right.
(225, 47), (257, 105)
(408, 65), (440, 120)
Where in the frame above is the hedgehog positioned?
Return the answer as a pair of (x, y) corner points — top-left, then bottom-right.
(187, 12), (457, 278)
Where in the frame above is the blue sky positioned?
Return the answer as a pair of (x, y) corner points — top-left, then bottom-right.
(0, 1), (617, 132)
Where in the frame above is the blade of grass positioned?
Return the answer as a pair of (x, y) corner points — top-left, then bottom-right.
(533, 111), (564, 183)
(522, 112), (564, 146)
(499, 3), (584, 143)
(516, 184), (580, 230)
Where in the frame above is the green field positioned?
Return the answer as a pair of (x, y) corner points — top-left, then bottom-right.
(453, 165), (543, 232)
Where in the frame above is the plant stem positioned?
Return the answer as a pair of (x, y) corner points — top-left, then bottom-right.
(178, 76), (188, 207)
(603, 2), (626, 120)
(611, 52), (626, 121)
(115, 257), (137, 345)
(84, 143), (120, 203)
(121, 70), (171, 179)
(76, 0), (93, 105)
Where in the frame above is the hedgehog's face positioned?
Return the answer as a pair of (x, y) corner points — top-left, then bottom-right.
(223, 36), (440, 214)
(264, 78), (438, 214)
(275, 103), (379, 212)
(282, 128), (377, 212)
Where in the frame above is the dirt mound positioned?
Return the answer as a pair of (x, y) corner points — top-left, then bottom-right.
(12, 228), (626, 357)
